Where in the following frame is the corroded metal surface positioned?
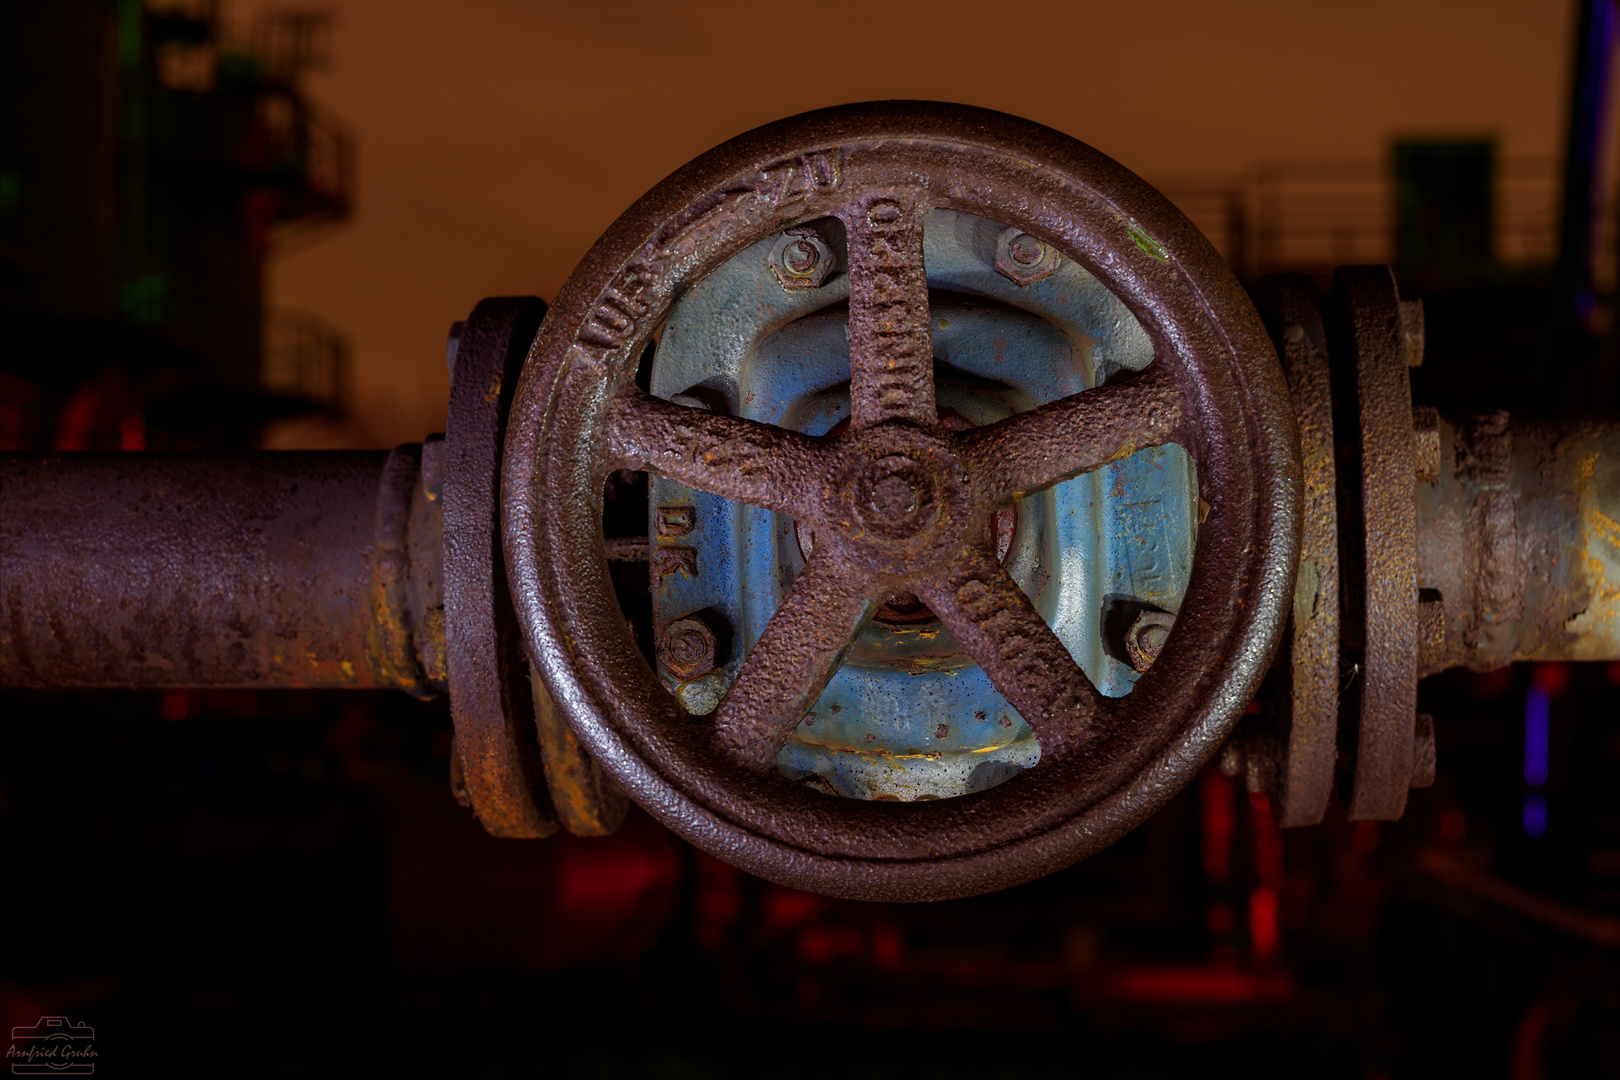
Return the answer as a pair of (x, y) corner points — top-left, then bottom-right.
(531, 663), (629, 836)
(710, 550), (877, 772)
(914, 540), (1106, 765)
(1124, 609), (1176, 672)
(767, 228), (835, 290)
(843, 190), (936, 429)
(956, 366), (1181, 503)
(1256, 275), (1340, 828)
(444, 297), (557, 839)
(503, 101), (1301, 901)
(610, 356), (1185, 781)
(1415, 413), (1620, 668)
(994, 226), (1062, 285)
(0, 451), (443, 692)
(603, 392), (828, 519)
(1330, 266), (1419, 823)
(649, 213), (1191, 799)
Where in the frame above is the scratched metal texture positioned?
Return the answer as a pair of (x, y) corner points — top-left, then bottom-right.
(647, 209), (1198, 801)
(502, 101), (1301, 902)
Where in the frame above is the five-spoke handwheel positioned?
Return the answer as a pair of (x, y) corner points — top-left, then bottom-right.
(503, 102), (1301, 902)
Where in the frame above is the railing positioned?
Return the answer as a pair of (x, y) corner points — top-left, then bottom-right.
(255, 93), (355, 234)
(1156, 157), (1562, 280)
(262, 308), (348, 414)
(149, 3), (353, 237)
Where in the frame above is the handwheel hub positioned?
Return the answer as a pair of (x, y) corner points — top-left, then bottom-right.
(864, 462), (924, 522)
(829, 426), (973, 569)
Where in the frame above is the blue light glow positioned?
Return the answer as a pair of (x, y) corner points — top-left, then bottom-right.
(1524, 684), (1550, 787)
(1522, 793), (1547, 838)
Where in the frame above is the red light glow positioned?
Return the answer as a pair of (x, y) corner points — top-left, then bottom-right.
(1100, 965), (1295, 1006)
(1249, 886), (1279, 964)
(1201, 767), (1235, 885)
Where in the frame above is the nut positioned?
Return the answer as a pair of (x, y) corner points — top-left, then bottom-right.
(1220, 720), (1282, 794)
(768, 229), (834, 290)
(1413, 406), (1440, 483)
(994, 227), (1061, 286)
(1417, 589), (1446, 674)
(1218, 739), (1245, 779)
(661, 615), (717, 680)
(1125, 609), (1175, 672)
(1410, 712), (1436, 789)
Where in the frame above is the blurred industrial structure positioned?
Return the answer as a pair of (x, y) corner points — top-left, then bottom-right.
(0, 0), (350, 451)
(1160, 151), (1563, 281)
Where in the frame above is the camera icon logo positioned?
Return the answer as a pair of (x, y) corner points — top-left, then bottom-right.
(8, 1017), (97, 1075)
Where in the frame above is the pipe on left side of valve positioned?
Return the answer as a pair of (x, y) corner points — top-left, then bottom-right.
(0, 444), (446, 695)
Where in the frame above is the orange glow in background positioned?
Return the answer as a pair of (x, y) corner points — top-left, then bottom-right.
(241, 0), (1586, 449)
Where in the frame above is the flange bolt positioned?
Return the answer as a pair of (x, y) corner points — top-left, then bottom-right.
(662, 616), (718, 681)
(784, 239), (819, 273)
(769, 229), (835, 290)
(995, 227), (1062, 285)
(1125, 609), (1176, 672)
(1008, 233), (1043, 265)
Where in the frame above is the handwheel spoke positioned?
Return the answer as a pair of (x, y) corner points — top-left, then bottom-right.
(840, 191), (936, 429)
(957, 365), (1184, 505)
(711, 551), (876, 773)
(915, 542), (1106, 762)
(604, 390), (833, 520)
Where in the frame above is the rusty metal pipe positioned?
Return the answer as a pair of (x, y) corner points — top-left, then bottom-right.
(1416, 413), (1620, 672)
(0, 448), (446, 693)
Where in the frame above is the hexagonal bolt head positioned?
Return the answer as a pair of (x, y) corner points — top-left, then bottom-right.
(1125, 610), (1175, 672)
(1413, 406), (1441, 483)
(1410, 712), (1436, 789)
(661, 616), (718, 681)
(768, 229), (835, 290)
(1219, 723), (1282, 794)
(1416, 589), (1447, 674)
(994, 227), (1062, 286)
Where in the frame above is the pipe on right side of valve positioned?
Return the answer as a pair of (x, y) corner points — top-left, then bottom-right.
(1416, 412), (1620, 673)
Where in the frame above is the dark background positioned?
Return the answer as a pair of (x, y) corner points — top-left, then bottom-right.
(4, 1), (1620, 1076)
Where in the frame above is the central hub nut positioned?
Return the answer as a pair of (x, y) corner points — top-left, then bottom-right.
(857, 455), (937, 538)
(869, 473), (918, 518)
(805, 428), (973, 579)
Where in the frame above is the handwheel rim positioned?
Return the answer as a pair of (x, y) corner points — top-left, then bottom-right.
(503, 101), (1301, 902)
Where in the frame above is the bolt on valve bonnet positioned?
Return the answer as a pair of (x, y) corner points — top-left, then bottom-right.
(502, 101), (1301, 902)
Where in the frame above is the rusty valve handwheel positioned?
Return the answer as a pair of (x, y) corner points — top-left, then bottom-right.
(504, 103), (1301, 902)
